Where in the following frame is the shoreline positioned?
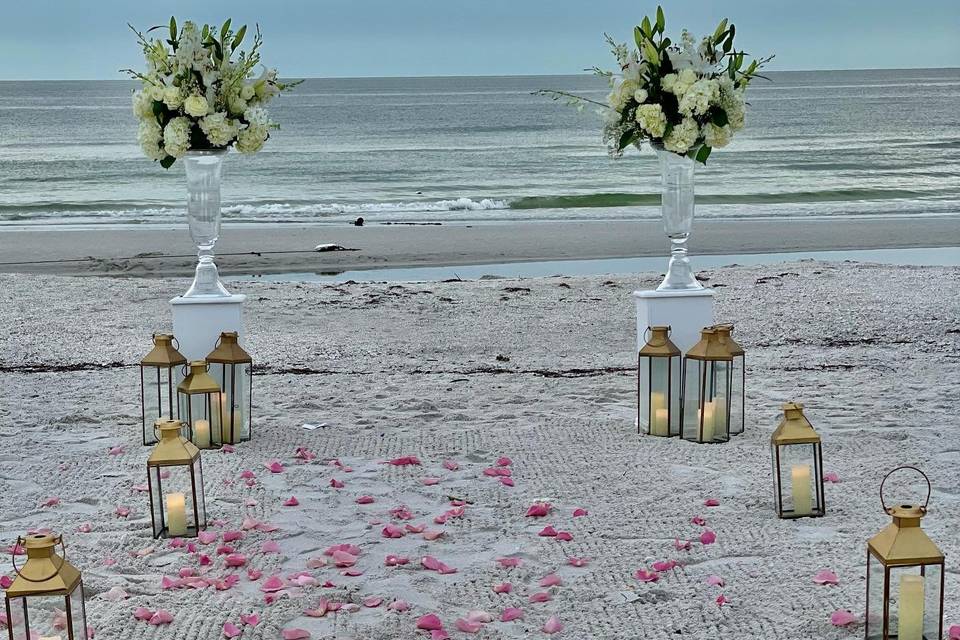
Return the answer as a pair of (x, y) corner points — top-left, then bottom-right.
(1, 217), (959, 277)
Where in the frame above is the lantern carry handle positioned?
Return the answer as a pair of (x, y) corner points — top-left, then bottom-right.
(642, 325), (672, 344)
(879, 466), (932, 514)
(11, 535), (67, 583)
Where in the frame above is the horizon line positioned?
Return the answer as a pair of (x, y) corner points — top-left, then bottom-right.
(1, 65), (958, 83)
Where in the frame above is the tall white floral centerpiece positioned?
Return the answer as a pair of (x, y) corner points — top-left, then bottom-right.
(542, 7), (771, 291)
(125, 18), (299, 297)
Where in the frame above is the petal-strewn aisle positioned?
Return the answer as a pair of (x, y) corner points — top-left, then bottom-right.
(1, 261), (958, 639)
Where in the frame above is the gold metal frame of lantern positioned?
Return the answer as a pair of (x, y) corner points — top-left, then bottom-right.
(681, 327), (733, 444)
(865, 466), (944, 640)
(177, 360), (223, 450)
(637, 326), (681, 437)
(4, 533), (89, 640)
(147, 419), (207, 539)
(770, 402), (825, 519)
(205, 331), (253, 446)
(714, 324), (745, 435)
(139, 334), (187, 446)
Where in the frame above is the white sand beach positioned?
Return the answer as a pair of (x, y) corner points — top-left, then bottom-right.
(1, 260), (959, 638)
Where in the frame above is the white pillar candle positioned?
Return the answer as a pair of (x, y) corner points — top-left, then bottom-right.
(713, 396), (727, 435)
(166, 492), (188, 537)
(649, 392), (666, 436)
(653, 409), (670, 436)
(219, 393), (234, 444)
(701, 402), (716, 442)
(193, 419), (210, 449)
(791, 464), (813, 516)
(39, 636), (63, 640)
(898, 575), (925, 640)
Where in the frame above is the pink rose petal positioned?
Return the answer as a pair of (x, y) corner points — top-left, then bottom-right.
(77, 522), (93, 533)
(385, 554), (409, 567)
(260, 575), (286, 593)
(264, 460), (284, 473)
(492, 582), (512, 593)
(525, 502), (551, 517)
(198, 530), (218, 545)
(704, 498), (720, 507)
(674, 538), (692, 551)
(405, 523), (426, 534)
(416, 614), (443, 630)
(240, 613), (259, 626)
(223, 530), (244, 543)
(455, 618), (482, 633)
(331, 550), (358, 567)
(294, 447), (317, 461)
(114, 506), (131, 518)
(691, 516), (706, 526)
(382, 524), (406, 539)
(108, 446), (125, 456)
(281, 629), (311, 640)
(830, 610), (857, 626)
(497, 557), (522, 568)
(133, 606), (154, 621)
(283, 496), (300, 507)
(225, 553), (247, 567)
(388, 600), (410, 612)
(386, 456), (422, 466)
(223, 622), (242, 638)
(261, 540), (282, 554)
(496, 456), (512, 466)
(41, 496), (61, 507)
(538, 525), (558, 537)
(716, 594), (729, 608)
(421, 477), (441, 486)
(431, 632), (450, 640)
(528, 591), (552, 603)
(500, 476), (515, 487)
(813, 569), (840, 586)
(240, 470), (256, 479)
(823, 472), (841, 483)
(467, 610), (493, 623)
(700, 530), (717, 545)
(948, 625), (960, 640)
(330, 478), (345, 489)
(568, 556), (589, 567)
(634, 569), (660, 583)
(653, 560), (680, 572)
(362, 597), (382, 608)
(572, 507), (588, 517)
(543, 616), (564, 634)
(501, 607), (524, 622)
(707, 575), (725, 587)
(555, 531), (573, 541)
(149, 610), (174, 625)
(442, 460), (459, 471)
(247, 568), (262, 581)
(421, 555), (457, 574)
(423, 529), (445, 541)
(539, 573), (562, 587)
(355, 495), (375, 504)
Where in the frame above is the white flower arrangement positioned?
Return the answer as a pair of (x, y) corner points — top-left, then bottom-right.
(124, 17), (300, 168)
(540, 6), (772, 164)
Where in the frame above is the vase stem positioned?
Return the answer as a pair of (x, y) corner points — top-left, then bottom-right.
(655, 148), (703, 291)
(182, 150), (231, 298)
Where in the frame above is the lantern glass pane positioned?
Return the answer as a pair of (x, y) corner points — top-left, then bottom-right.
(882, 564), (939, 640)
(141, 365), (177, 445)
(682, 360), (703, 440)
(6, 597), (27, 640)
(775, 443), (820, 517)
(15, 595), (64, 639)
(149, 466), (164, 538)
(706, 360), (730, 441)
(193, 460), (207, 529)
(68, 584), (88, 639)
(151, 464), (201, 537)
(210, 363), (251, 444)
(729, 354), (745, 435)
(866, 553), (885, 639)
(179, 391), (218, 449)
(638, 356), (651, 433)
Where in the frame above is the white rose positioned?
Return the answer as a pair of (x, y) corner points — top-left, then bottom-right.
(633, 89), (648, 104)
(661, 73), (678, 93)
(162, 86), (183, 110)
(148, 84), (165, 102)
(183, 95), (210, 118)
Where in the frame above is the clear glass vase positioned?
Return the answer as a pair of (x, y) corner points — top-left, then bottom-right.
(183, 149), (231, 298)
(655, 148), (703, 291)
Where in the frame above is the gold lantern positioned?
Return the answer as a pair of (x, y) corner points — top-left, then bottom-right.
(866, 466), (944, 640)
(637, 326), (681, 437)
(147, 419), (206, 538)
(681, 327), (733, 443)
(714, 324), (745, 435)
(139, 334), (187, 445)
(177, 360), (222, 450)
(770, 402), (824, 519)
(4, 533), (89, 640)
(205, 331), (253, 445)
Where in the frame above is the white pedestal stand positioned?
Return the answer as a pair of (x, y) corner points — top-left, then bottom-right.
(171, 294), (246, 361)
(632, 288), (715, 354)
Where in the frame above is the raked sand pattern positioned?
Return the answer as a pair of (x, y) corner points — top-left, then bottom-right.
(1, 261), (959, 639)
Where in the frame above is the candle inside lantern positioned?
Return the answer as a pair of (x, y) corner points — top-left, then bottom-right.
(653, 409), (669, 436)
(218, 393), (234, 444)
(39, 636), (62, 640)
(713, 396), (726, 434)
(650, 392), (667, 436)
(790, 464), (812, 515)
(700, 402), (716, 442)
(166, 492), (187, 536)
(898, 575), (925, 640)
(193, 419), (210, 449)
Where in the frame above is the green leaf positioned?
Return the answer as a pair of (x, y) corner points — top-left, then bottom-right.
(619, 128), (638, 151)
(151, 100), (164, 116)
(232, 25), (247, 50)
(723, 38), (733, 54)
(713, 18), (728, 42)
(202, 24), (209, 39)
(634, 26), (644, 49)
(696, 145), (712, 164)
(160, 155), (176, 169)
(711, 109), (729, 127)
(169, 16), (177, 42)
(655, 6), (665, 32)
(220, 18), (232, 42)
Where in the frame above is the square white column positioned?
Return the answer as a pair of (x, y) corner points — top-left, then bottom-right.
(633, 288), (715, 354)
(170, 294), (246, 361)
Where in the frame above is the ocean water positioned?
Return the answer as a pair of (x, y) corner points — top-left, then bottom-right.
(0, 69), (958, 227)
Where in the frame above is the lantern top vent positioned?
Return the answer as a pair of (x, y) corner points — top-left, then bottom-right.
(685, 327), (733, 361)
(141, 333), (187, 367)
(771, 402), (820, 445)
(714, 324), (744, 356)
(206, 331), (252, 364)
(178, 361), (221, 394)
(148, 419), (200, 466)
(639, 326), (681, 357)
(869, 466), (943, 566)
(5, 533), (82, 598)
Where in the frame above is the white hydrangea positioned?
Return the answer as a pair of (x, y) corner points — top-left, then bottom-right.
(663, 117), (700, 154)
(132, 91), (154, 119)
(635, 104), (667, 138)
(162, 86), (183, 110)
(678, 78), (719, 117)
(662, 68), (698, 98)
(236, 125), (269, 154)
(163, 117), (192, 158)
(703, 122), (732, 148)
(199, 112), (240, 147)
(137, 120), (164, 161)
(184, 95), (210, 118)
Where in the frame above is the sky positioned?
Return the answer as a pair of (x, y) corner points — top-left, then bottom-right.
(1, 0), (958, 80)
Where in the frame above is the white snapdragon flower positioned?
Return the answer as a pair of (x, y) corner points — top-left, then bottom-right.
(132, 90), (154, 119)
(717, 76), (746, 131)
(678, 78), (718, 117)
(184, 95), (210, 118)
(175, 22), (207, 71)
(162, 117), (192, 158)
(137, 120), (165, 161)
(703, 122), (732, 148)
(635, 103), (667, 138)
(663, 117), (700, 154)
(162, 86), (183, 110)
(199, 112), (240, 146)
(243, 107), (270, 127)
